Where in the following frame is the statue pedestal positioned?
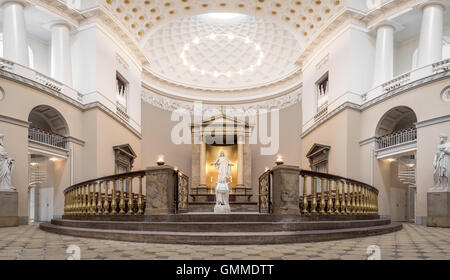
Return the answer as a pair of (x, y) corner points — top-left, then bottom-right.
(427, 189), (450, 227)
(214, 183), (231, 214)
(0, 191), (18, 227)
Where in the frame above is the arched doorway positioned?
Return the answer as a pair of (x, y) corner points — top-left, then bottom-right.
(27, 105), (69, 223)
(375, 106), (417, 222)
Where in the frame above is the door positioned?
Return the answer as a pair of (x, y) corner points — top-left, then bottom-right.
(38, 187), (54, 222)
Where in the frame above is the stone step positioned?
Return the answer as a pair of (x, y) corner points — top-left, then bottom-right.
(39, 222), (402, 245)
(50, 218), (391, 233)
(62, 213), (382, 223)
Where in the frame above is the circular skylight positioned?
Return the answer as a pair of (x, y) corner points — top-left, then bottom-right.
(143, 13), (301, 91)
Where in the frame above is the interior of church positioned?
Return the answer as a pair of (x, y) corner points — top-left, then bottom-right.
(0, 0), (449, 261)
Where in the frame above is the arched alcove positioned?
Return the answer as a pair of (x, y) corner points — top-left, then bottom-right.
(28, 105), (70, 136)
(376, 106), (417, 137)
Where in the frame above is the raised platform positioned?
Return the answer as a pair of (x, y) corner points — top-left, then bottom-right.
(188, 202), (258, 212)
(39, 213), (402, 245)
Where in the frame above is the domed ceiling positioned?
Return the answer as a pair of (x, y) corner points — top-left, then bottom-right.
(144, 13), (301, 90)
(105, 0), (343, 96)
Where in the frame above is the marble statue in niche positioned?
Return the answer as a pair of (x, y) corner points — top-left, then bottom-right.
(211, 151), (234, 213)
(0, 134), (16, 192)
(433, 134), (450, 191)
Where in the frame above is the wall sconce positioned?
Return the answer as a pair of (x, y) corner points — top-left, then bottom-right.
(49, 157), (59, 162)
(157, 156), (165, 166)
(276, 156), (284, 166)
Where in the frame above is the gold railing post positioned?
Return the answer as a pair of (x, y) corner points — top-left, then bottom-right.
(355, 184), (361, 215)
(87, 184), (93, 215)
(320, 178), (326, 215)
(97, 182), (102, 215)
(83, 185), (88, 215)
(103, 181), (110, 215)
(311, 177), (317, 215)
(341, 182), (347, 215)
(137, 176), (144, 215)
(302, 175), (309, 215)
(364, 188), (368, 214)
(348, 183), (353, 215)
(119, 178), (125, 214)
(327, 179), (333, 215)
(334, 180), (341, 215)
(127, 177), (134, 215)
(111, 180), (117, 215)
(74, 188), (79, 215)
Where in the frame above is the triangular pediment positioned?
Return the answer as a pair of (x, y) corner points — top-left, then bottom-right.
(113, 144), (137, 158)
(193, 114), (249, 128)
(306, 143), (331, 159)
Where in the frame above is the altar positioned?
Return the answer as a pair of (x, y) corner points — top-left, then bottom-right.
(190, 114), (254, 205)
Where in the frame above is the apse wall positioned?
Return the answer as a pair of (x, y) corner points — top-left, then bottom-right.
(141, 101), (303, 191)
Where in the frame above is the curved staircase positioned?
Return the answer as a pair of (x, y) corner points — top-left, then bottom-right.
(40, 214), (402, 245)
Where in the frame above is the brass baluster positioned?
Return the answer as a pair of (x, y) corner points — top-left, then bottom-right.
(319, 178), (326, 215)
(334, 180), (341, 215)
(302, 175), (309, 215)
(119, 178), (125, 214)
(87, 184), (92, 215)
(137, 176), (144, 215)
(74, 188), (78, 215)
(127, 177), (134, 215)
(357, 185), (362, 215)
(111, 180), (117, 215)
(79, 187), (83, 216)
(352, 184), (357, 215)
(103, 181), (110, 215)
(83, 185), (88, 215)
(327, 179), (333, 214)
(91, 184), (96, 215)
(363, 188), (368, 214)
(97, 182), (103, 215)
(92, 183), (98, 215)
(311, 176), (317, 214)
(341, 182), (347, 215)
(348, 183), (353, 214)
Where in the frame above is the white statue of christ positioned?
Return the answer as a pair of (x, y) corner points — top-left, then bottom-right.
(211, 151), (234, 213)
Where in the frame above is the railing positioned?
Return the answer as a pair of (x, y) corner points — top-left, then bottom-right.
(433, 58), (450, 73)
(382, 73), (411, 93)
(28, 127), (68, 149)
(376, 127), (417, 150)
(259, 169), (379, 215)
(364, 58), (450, 106)
(314, 102), (328, 122)
(63, 167), (189, 216)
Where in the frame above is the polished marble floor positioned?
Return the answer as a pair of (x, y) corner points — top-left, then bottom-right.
(0, 223), (449, 260)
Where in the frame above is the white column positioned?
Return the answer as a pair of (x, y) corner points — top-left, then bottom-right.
(51, 22), (73, 86)
(237, 135), (244, 187)
(1, 0), (29, 66)
(373, 23), (395, 87)
(199, 136), (206, 187)
(417, 1), (445, 67)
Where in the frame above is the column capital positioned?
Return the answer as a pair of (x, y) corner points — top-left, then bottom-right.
(369, 20), (401, 33)
(0, 0), (28, 8)
(45, 20), (76, 31)
(418, 0), (447, 11)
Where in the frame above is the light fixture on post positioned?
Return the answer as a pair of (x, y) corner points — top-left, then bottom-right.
(276, 156), (284, 166)
(157, 156), (165, 166)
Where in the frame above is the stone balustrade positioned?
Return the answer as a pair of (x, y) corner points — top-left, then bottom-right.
(259, 166), (379, 216)
(63, 166), (189, 216)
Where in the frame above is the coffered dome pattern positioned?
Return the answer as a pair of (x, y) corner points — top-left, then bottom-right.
(144, 14), (301, 90)
(104, 0), (343, 44)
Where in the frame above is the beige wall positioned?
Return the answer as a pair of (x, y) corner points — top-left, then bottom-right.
(252, 102), (303, 190)
(141, 103), (192, 177)
(0, 77), (143, 220)
(301, 108), (361, 179)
